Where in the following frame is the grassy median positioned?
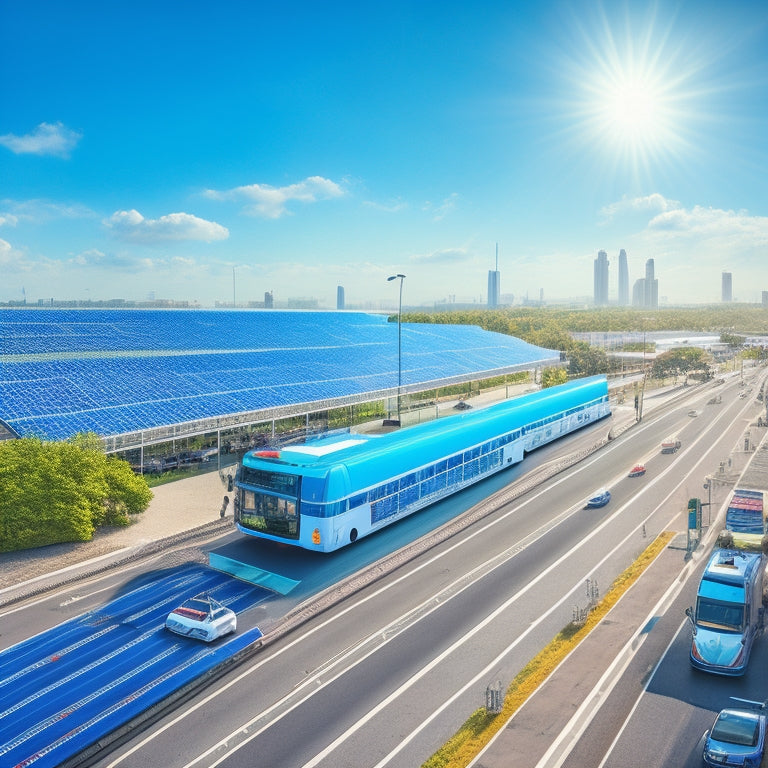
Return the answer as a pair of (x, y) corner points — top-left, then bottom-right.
(422, 530), (677, 768)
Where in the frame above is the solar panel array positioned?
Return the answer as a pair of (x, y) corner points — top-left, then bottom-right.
(0, 309), (561, 443)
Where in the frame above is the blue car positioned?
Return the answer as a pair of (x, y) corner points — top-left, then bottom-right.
(703, 708), (767, 767)
(585, 488), (611, 508)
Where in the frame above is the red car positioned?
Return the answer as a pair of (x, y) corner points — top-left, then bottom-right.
(628, 464), (646, 477)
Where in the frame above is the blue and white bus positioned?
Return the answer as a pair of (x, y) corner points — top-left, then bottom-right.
(234, 376), (610, 552)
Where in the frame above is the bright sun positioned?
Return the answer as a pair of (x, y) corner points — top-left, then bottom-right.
(589, 63), (673, 157)
(605, 79), (661, 137)
(552, 3), (703, 179)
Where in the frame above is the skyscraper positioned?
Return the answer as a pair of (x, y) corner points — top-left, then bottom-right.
(594, 250), (609, 306)
(632, 279), (646, 307)
(722, 272), (733, 303)
(487, 271), (500, 308)
(618, 249), (629, 306)
(632, 259), (659, 308)
(487, 243), (501, 308)
(336, 285), (345, 310)
(644, 259), (658, 309)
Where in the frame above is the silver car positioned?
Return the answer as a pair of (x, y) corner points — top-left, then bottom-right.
(165, 594), (237, 642)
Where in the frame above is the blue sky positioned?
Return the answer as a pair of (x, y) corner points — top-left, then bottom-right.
(1, 0), (767, 309)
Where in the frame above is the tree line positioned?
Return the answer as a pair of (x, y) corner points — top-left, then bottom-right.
(400, 305), (768, 384)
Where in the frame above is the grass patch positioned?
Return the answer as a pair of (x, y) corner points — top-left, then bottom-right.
(422, 530), (676, 768)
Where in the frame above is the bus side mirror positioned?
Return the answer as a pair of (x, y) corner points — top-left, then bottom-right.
(685, 607), (696, 633)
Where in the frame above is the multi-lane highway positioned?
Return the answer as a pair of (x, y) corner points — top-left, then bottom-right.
(4, 369), (767, 768)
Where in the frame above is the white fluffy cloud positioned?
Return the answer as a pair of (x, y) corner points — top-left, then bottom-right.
(205, 175), (345, 218)
(599, 193), (682, 222)
(0, 122), (82, 158)
(591, 195), (768, 302)
(104, 209), (229, 243)
(646, 205), (768, 243)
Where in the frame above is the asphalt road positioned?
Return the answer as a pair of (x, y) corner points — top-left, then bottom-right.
(80, 369), (768, 768)
(3, 369), (765, 768)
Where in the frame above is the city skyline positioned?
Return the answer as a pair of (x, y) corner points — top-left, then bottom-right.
(1, 1), (767, 308)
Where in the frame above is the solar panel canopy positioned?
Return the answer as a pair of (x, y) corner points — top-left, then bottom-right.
(0, 309), (561, 446)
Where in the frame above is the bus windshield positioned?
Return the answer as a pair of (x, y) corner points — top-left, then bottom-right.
(696, 597), (746, 632)
(238, 489), (299, 539)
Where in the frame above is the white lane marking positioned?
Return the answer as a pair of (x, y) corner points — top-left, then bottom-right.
(219, 448), (697, 768)
(537, 516), (700, 768)
(104, 384), (749, 767)
(102, 440), (633, 766)
(593, 616), (692, 768)
(348, 392), (759, 767)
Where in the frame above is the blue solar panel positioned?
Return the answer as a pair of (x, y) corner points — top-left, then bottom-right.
(0, 309), (560, 440)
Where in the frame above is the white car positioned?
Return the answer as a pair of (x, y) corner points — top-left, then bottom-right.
(165, 594), (237, 642)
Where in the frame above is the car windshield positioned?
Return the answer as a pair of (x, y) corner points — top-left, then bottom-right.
(711, 711), (760, 747)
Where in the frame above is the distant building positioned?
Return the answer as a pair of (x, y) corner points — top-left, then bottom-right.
(632, 278), (646, 307)
(336, 285), (345, 310)
(722, 272), (733, 303)
(594, 250), (609, 306)
(488, 244), (501, 308)
(264, 291), (274, 309)
(644, 259), (658, 309)
(762, 291), (768, 308)
(631, 259), (658, 309)
(618, 249), (629, 306)
(487, 270), (500, 308)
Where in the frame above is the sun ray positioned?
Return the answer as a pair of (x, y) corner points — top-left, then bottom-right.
(539, 0), (722, 190)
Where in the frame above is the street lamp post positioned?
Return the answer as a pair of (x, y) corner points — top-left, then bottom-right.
(387, 274), (406, 424)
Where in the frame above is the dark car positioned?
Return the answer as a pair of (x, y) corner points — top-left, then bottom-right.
(703, 707), (766, 767)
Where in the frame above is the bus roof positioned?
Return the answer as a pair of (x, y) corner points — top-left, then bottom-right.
(244, 376), (608, 493)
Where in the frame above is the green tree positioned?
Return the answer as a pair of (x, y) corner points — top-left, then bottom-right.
(650, 347), (712, 380)
(541, 367), (568, 388)
(720, 332), (746, 348)
(567, 343), (610, 376)
(0, 436), (152, 552)
(102, 456), (153, 526)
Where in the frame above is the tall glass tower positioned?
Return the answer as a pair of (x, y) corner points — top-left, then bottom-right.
(594, 250), (609, 305)
(618, 249), (629, 306)
(487, 243), (501, 308)
(644, 259), (658, 308)
(722, 272), (732, 302)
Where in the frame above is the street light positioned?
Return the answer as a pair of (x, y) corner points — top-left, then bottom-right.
(387, 273), (406, 424)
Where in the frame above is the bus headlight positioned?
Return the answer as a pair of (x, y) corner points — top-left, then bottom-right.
(312, 528), (321, 545)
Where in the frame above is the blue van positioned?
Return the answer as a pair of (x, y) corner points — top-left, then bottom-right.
(686, 549), (765, 676)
